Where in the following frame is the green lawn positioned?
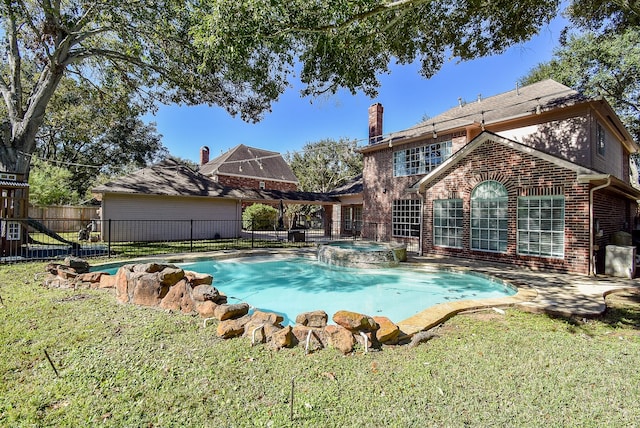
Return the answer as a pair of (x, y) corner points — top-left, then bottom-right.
(1, 262), (639, 427)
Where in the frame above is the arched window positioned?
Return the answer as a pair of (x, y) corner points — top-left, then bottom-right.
(471, 181), (508, 252)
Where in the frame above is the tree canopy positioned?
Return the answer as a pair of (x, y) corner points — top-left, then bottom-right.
(521, 1), (640, 141)
(286, 138), (362, 193)
(29, 73), (167, 199)
(1, 0), (560, 176)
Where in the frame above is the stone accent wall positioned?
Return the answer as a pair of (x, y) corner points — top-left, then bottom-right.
(421, 139), (592, 274)
(217, 175), (297, 191)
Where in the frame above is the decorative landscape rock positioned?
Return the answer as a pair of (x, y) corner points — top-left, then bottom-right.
(333, 310), (379, 333)
(195, 300), (218, 317)
(214, 303), (250, 321)
(217, 315), (251, 339)
(292, 325), (325, 352)
(324, 325), (356, 354)
(251, 309), (284, 325)
(44, 258), (110, 289)
(295, 310), (328, 328)
(270, 325), (296, 349)
(191, 284), (219, 302)
(373, 316), (400, 344)
(185, 271), (213, 286)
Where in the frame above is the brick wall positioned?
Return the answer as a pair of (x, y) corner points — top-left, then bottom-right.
(362, 133), (466, 226)
(217, 175), (297, 191)
(420, 139), (594, 274)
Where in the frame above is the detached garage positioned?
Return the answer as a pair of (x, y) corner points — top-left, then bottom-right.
(93, 159), (248, 242)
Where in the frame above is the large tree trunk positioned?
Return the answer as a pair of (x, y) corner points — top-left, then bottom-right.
(0, 144), (31, 176)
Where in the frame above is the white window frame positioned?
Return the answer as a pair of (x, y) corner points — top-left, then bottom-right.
(471, 181), (508, 253)
(433, 199), (463, 248)
(517, 196), (565, 259)
(4, 221), (21, 241)
(393, 141), (452, 177)
(392, 199), (421, 238)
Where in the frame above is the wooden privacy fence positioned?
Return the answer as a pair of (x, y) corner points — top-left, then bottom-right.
(28, 205), (100, 233)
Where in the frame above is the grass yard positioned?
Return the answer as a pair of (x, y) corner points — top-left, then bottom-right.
(1, 262), (639, 427)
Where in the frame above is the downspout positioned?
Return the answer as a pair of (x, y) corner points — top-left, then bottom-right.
(417, 187), (425, 256)
(589, 176), (611, 276)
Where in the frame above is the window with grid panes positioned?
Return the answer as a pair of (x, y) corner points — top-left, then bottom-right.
(517, 196), (564, 258)
(392, 199), (421, 237)
(393, 141), (452, 177)
(433, 199), (463, 248)
(471, 181), (508, 252)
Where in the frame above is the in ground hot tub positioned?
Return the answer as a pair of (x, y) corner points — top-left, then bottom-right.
(317, 241), (407, 268)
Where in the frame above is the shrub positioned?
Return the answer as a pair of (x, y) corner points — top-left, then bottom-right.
(242, 203), (278, 230)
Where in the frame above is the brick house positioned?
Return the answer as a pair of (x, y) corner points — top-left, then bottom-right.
(360, 80), (640, 275)
(199, 144), (299, 191)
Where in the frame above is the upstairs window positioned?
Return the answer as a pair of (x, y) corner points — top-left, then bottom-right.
(596, 123), (606, 156)
(393, 141), (452, 177)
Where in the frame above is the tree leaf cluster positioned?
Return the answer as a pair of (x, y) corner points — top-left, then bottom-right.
(286, 138), (362, 194)
(522, 2), (640, 142)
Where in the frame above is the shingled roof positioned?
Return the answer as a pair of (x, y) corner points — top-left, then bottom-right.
(385, 79), (588, 142)
(199, 144), (299, 184)
(92, 158), (334, 204)
(329, 174), (363, 196)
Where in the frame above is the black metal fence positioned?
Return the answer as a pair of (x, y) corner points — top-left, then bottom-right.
(0, 218), (419, 263)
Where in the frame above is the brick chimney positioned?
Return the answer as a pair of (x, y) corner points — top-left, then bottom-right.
(368, 103), (383, 144)
(200, 146), (210, 165)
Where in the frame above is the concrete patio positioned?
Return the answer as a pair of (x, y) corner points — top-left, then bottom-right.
(397, 255), (640, 335)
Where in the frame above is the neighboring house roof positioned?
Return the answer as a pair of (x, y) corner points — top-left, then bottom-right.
(329, 174), (363, 196)
(92, 158), (334, 204)
(199, 144), (299, 184)
(412, 131), (640, 200)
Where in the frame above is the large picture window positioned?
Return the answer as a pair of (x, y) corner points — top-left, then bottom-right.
(471, 181), (508, 252)
(433, 199), (463, 248)
(517, 196), (565, 258)
(392, 199), (421, 237)
(393, 141), (452, 177)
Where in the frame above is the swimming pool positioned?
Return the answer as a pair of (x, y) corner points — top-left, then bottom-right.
(176, 255), (516, 325)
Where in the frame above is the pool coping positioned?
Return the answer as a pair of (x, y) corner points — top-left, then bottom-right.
(95, 250), (640, 336)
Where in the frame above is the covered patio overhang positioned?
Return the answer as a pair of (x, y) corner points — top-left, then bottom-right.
(577, 174), (640, 276)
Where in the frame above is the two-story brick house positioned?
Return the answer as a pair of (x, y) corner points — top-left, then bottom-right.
(199, 144), (299, 191)
(360, 79), (640, 275)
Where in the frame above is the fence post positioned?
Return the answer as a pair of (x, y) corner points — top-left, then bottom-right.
(107, 219), (112, 258)
(251, 219), (254, 249)
(190, 219), (194, 252)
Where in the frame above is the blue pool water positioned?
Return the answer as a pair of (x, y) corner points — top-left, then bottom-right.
(176, 256), (515, 325)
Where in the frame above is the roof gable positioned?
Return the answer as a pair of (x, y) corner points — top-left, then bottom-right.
(199, 144), (299, 183)
(413, 131), (597, 193)
(92, 158), (244, 199)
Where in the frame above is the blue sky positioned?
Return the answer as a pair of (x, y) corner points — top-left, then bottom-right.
(147, 15), (567, 163)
